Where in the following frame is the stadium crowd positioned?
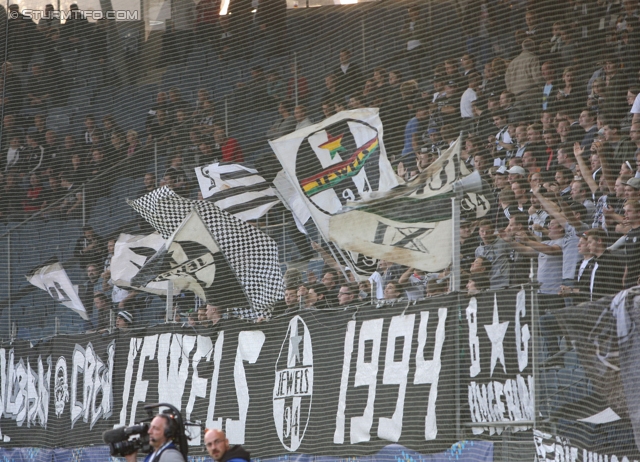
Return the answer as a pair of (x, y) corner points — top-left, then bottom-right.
(2, 0), (640, 346)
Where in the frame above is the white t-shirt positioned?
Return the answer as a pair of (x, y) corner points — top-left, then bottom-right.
(460, 88), (477, 118)
(632, 93), (640, 114)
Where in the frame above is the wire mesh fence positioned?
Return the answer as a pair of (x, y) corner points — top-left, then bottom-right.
(0, 0), (638, 461)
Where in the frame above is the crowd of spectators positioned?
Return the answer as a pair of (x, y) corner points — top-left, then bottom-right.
(3, 1), (640, 340)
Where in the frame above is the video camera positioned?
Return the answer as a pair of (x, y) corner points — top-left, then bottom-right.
(102, 403), (190, 459)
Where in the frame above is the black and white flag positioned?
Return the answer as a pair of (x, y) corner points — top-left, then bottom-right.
(110, 232), (169, 293)
(128, 186), (284, 318)
(195, 162), (279, 221)
(130, 209), (247, 306)
(27, 260), (88, 320)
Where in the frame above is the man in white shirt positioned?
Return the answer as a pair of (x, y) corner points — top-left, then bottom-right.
(460, 72), (480, 119)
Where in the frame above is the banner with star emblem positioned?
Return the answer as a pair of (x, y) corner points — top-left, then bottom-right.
(328, 137), (492, 272)
(462, 289), (534, 436)
(269, 108), (399, 277)
(0, 294), (464, 456)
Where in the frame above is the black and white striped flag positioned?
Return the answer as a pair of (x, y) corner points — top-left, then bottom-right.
(195, 162), (279, 222)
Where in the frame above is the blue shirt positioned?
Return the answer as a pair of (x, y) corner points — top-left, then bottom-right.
(401, 117), (420, 157)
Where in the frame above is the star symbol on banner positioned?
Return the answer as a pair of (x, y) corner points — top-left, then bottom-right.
(289, 333), (302, 366)
(484, 294), (509, 377)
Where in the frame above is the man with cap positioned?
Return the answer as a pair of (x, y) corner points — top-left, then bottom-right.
(506, 165), (526, 183)
(116, 311), (133, 330)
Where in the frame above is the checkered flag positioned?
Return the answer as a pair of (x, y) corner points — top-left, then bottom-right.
(128, 186), (284, 319)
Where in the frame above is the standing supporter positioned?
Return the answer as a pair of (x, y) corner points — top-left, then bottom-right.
(475, 219), (513, 290)
(560, 233), (595, 303)
(623, 200), (640, 288)
(582, 228), (624, 299)
(460, 73), (480, 122)
(488, 110), (513, 166)
(603, 120), (635, 163)
(213, 125), (243, 163)
(507, 218), (567, 311)
(505, 39), (542, 113)
(541, 61), (556, 112)
(267, 100), (296, 139)
(335, 49), (363, 100)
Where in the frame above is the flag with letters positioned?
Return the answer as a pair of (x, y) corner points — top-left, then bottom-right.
(27, 260), (88, 320)
(328, 138), (491, 272)
(269, 108), (398, 276)
(194, 162), (279, 221)
(128, 187), (283, 319)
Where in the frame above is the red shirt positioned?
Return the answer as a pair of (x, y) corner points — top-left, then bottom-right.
(222, 137), (244, 163)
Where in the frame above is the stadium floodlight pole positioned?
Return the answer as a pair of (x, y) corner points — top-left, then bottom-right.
(294, 52), (299, 106)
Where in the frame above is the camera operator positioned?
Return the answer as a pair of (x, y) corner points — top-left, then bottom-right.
(204, 429), (250, 462)
(125, 415), (185, 462)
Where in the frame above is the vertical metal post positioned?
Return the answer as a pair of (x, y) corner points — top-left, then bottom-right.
(293, 52), (299, 106)
(7, 232), (11, 339)
(82, 184), (86, 226)
(361, 18), (365, 70)
(224, 97), (229, 136)
(154, 140), (159, 186)
(55, 316), (59, 336)
(282, 210), (287, 261)
(531, 284), (539, 428)
(451, 196), (461, 292)
(165, 281), (173, 322)
(451, 195), (462, 442)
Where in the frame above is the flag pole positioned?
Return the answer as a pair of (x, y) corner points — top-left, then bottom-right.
(165, 280), (173, 322)
(451, 195), (461, 292)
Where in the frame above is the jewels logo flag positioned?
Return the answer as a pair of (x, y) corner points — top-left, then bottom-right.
(269, 108), (398, 277)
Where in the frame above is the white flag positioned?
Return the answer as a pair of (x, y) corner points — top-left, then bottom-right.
(27, 261), (88, 320)
(329, 138), (491, 272)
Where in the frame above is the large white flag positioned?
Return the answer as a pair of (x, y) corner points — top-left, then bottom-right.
(269, 108), (399, 276)
(194, 162), (279, 221)
(27, 261), (88, 320)
(328, 138), (491, 272)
